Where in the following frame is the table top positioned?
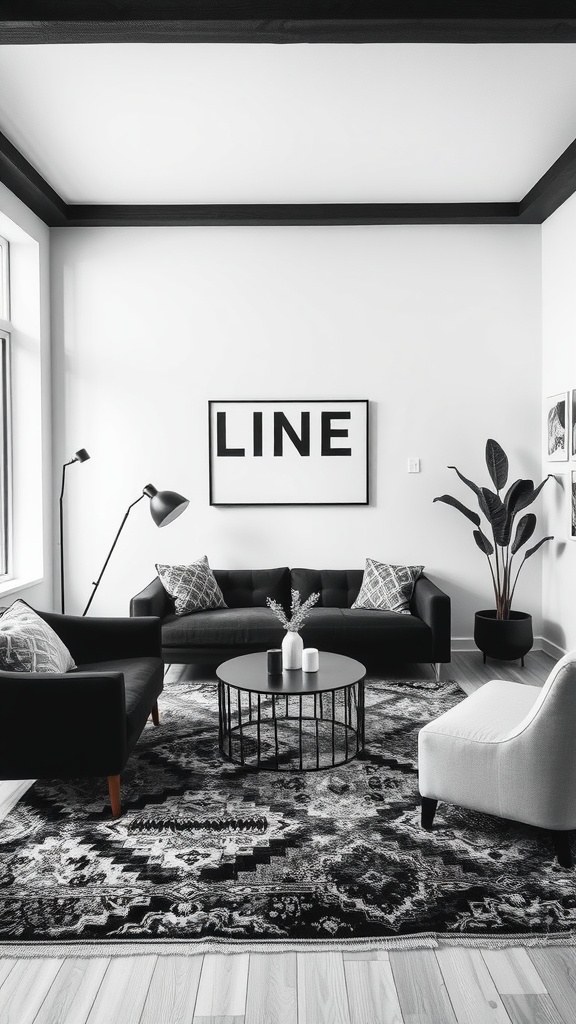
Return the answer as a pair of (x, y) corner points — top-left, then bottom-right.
(216, 651), (366, 695)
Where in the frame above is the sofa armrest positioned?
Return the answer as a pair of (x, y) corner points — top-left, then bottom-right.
(38, 612), (161, 664)
(0, 670), (127, 778)
(130, 577), (170, 619)
(411, 575), (451, 663)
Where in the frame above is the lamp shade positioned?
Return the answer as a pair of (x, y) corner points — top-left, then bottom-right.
(74, 448), (90, 463)
(143, 484), (189, 527)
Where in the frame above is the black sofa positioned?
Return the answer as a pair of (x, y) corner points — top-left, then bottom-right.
(131, 566), (451, 673)
(0, 611), (164, 816)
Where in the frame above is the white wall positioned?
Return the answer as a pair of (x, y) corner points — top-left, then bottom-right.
(50, 224), (542, 638)
(542, 191), (576, 655)
(0, 183), (52, 610)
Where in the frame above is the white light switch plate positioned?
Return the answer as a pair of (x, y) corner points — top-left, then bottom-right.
(408, 458), (420, 473)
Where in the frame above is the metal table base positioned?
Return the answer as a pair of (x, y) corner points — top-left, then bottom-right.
(218, 680), (365, 771)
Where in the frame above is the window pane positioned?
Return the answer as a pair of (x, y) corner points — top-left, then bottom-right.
(0, 237), (8, 321)
(0, 332), (9, 576)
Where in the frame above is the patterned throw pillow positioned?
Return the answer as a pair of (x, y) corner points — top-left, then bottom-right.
(352, 558), (424, 614)
(156, 556), (227, 616)
(0, 600), (76, 672)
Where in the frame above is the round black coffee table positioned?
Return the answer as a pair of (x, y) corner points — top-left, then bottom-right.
(216, 651), (366, 771)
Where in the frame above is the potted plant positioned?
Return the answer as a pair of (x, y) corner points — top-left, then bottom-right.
(434, 439), (553, 664)
(267, 589), (320, 669)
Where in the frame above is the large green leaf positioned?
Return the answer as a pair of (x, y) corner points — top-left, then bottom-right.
(447, 466), (482, 497)
(511, 513), (536, 555)
(524, 535), (554, 559)
(473, 529), (494, 556)
(485, 439), (509, 491)
(513, 475), (552, 514)
(433, 494), (481, 527)
(480, 488), (512, 545)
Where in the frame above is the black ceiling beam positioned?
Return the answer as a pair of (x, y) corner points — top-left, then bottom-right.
(519, 137), (576, 223)
(64, 203), (521, 227)
(1, 119), (576, 228)
(6, 0), (576, 14)
(2, 20), (576, 45)
(0, 131), (67, 226)
(3, 3), (576, 44)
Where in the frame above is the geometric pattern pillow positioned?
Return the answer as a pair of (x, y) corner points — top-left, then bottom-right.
(351, 558), (424, 614)
(156, 556), (227, 617)
(0, 599), (76, 672)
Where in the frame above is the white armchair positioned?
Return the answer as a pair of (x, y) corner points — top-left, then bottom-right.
(418, 652), (576, 868)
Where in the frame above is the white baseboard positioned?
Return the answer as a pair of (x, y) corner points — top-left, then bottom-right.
(450, 637), (478, 652)
(451, 636), (564, 658)
(540, 637), (567, 660)
(449, 637), (542, 652)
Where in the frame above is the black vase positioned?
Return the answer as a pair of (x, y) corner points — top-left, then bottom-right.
(474, 610), (533, 665)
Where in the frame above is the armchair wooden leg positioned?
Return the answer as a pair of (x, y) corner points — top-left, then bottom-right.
(107, 774), (121, 817)
(551, 831), (573, 868)
(151, 701), (159, 726)
(421, 797), (438, 829)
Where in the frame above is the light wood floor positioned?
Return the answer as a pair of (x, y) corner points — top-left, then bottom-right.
(0, 943), (575, 1024)
(1, 649), (573, 1024)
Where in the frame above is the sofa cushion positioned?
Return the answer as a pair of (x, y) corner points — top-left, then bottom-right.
(76, 656), (164, 750)
(352, 559), (424, 614)
(0, 600), (76, 673)
(296, 607), (431, 660)
(291, 568), (364, 608)
(340, 608), (432, 660)
(213, 567), (291, 609)
(298, 608), (347, 648)
(161, 607), (285, 649)
(156, 556), (227, 616)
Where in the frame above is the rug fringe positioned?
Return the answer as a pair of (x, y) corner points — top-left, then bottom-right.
(0, 931), (574, 958)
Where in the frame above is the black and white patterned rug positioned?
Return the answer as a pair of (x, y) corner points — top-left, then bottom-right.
(1, 675), (575, 943)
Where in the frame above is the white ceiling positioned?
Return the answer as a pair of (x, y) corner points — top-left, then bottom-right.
(2, 43), (576, 205)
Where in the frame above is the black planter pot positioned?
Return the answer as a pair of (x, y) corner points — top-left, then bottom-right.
(474, 610), (533, 666)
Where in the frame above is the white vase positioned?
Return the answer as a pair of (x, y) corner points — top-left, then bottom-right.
(282, 630), (303, 670)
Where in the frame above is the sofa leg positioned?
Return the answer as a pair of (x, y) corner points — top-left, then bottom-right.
(433, 663), (441, 682)
(421, 797), (438, 829)
(107, 774), (121, 817)
(151, 701), (160, 726)
(551, 830), (573, 868)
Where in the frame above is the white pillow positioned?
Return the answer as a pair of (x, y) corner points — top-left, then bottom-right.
(0, 600), (76, 672)
(156, 556), (227, 616)
(352, 558), (424, 614)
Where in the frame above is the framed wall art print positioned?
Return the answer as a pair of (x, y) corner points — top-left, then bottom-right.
(208, 399), (369, 505)
(546, 392), (568, 462)
(571, 471), (576, 541)
(572, 389), (576, 459)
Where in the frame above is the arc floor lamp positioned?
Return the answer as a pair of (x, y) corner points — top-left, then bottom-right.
(59, 448), (90, 613)
(82, 483), (189, 616)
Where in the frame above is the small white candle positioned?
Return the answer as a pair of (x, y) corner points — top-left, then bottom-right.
(302, 648), (319, 672)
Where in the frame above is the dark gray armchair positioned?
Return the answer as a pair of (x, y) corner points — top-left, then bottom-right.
(0, 611), (164, 816)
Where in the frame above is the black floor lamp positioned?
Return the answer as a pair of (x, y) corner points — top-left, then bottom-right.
(82, 483), (189, 616)
(59, 448), (90, 613)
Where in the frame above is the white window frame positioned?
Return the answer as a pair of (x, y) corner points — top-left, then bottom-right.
(0, 235), (13, 579)
(0, 235), (8, 321)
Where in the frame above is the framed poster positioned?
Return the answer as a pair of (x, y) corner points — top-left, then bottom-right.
(209, 399), (369, 505)
(571, 471), (576, 541)
(572, 389), (576, 459)
(546, 392), (568, 461)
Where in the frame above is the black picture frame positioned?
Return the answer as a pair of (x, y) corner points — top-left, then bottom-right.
(208, 399), (369, 506)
